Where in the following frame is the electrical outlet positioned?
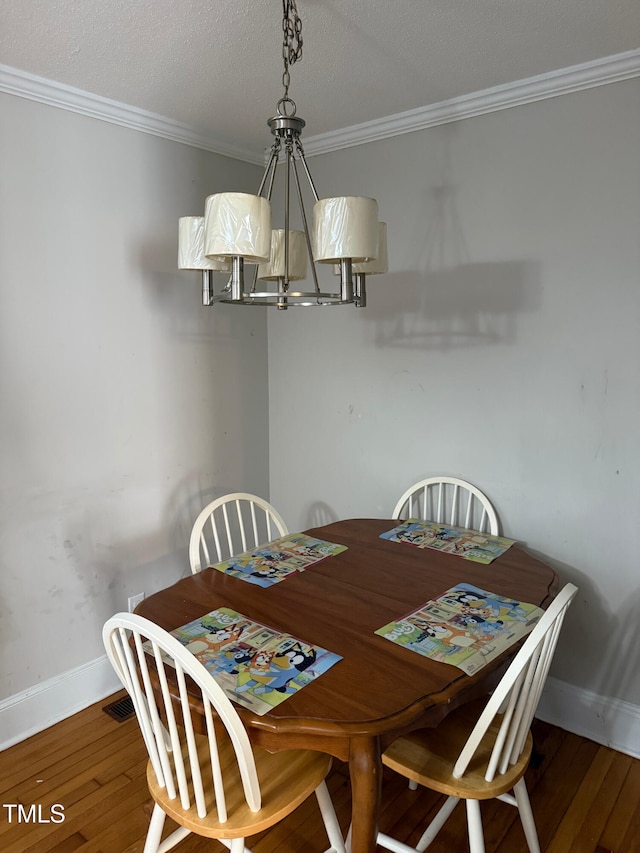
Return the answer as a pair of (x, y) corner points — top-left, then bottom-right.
(128, 592), (145, 612)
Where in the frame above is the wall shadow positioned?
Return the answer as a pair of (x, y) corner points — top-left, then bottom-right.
(365, 259), (539, 350)
(163, 470), (261, 578)
(522, 550), (638, 707)
(591, 587), (640, 709)
(364, 136), (542, 351)
(304, 501), (340, 529)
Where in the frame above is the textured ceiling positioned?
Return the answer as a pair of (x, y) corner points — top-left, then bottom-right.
(1, 0), (639, 156)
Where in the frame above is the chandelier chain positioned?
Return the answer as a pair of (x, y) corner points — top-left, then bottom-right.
(281, 0), (303, 101)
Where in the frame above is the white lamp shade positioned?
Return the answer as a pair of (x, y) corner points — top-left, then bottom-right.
(257, 229), (308, 281)
(178, 217), (231, 271)
(312, 196), (378, 263)
(333, 222), (388, 276)
(204, 192), (271, 262)
(353, 222), (388, 274)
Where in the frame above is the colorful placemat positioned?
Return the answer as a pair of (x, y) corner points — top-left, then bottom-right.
(162, 606), (342, 715)
(375, 583), (543, 675)
(380, 520), (516, 564)
(213, 533), (347, 586)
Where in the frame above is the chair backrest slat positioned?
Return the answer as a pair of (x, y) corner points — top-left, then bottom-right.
(204, 697), (227, 823)
(485, 674), (523, 780)
(136, 633), (181, 800)
(189, 493), (289, 574)
(495, 665), (531, 778)
(222, 503), (234, 556)
(103, 612), (263, 823)
(461, 488), (473, 529)
(209, 513), (221, 563)
(392, 476), (499, 536)
(249, 501), (259, 547)
(113, 627), (167, 787)
(175, 665), (206, 817)
(452, 583), (577, 783)
(151, 639), (188, 804)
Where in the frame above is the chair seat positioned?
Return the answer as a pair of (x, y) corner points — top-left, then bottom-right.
(148, 732), (333, 838)
(382, 699), (532, 801)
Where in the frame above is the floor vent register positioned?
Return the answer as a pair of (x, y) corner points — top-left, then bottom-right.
(102, 695), (135, 722)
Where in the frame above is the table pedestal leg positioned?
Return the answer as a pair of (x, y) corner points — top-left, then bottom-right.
(348, 735), (382, 853)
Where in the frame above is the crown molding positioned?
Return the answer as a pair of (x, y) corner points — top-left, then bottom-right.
(2, 49), (639, 162)
(303, 48), (640, 156)
(0, 64), (265, 165)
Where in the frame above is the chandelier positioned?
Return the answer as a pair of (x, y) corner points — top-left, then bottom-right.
(178, 0), (387, 309)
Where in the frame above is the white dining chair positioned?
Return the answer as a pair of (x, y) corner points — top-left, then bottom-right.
(103, 612), (346, 853)
(189, 492), (288, 574)
(393, 476), (499, 796)
(374, 583), (578, 853)
(392, 476), (499, 536)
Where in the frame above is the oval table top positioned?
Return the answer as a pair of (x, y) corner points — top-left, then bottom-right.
(136, 517), (559, 738)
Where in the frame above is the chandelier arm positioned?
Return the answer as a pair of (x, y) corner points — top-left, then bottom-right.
(293, 139), (320, 203)
(247, 263), (260, 296)
(257, 143), (280, 198)
(354, 273), (367, 308)
(290, 155), (322, 299)
(230, 257), (244, 301)
(339, 258), (354, 303)
(284, 143), (291, 289)
(202, 270), (214, 306)
(264, 151), (279, 202)
(246, 146), (280, 297)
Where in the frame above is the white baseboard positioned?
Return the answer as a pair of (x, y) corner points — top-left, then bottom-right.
(0, 655), (121, 751)
(2, 664), (639, 759)
(535, 676), (640, 759)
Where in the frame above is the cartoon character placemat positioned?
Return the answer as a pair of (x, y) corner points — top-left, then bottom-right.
(375, 583), (543, 675)
(380, 520), (516, 564)
(158, 606), (342, 715)
(212, 533), (347, 587)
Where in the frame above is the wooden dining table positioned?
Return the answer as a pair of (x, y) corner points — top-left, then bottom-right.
(136, 517), (559, 853)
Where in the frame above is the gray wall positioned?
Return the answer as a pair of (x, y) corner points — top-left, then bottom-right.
(0, 93), (267, 699)
(1, 74), (638, 740)
(268, 79), (640, 707)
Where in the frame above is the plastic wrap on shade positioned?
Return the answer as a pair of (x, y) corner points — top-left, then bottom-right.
(204, 193), (271, 262)
(313, 196), (378, 263)
(257, 230), (307, 281)
(178, 217), (230, 270)
(354, 222), (388, 274)
(332, 222), (388, 276)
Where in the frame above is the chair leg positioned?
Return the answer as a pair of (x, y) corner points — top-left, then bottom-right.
(143, 804), (166, 853)
(376, 832), (419, 853)
(414, 795), (459, 851)
(513, 779), (541, 853)
(157, 826), (192, 853)
(218, 840), (252, 853)
(315, 780), (347, 853)
(465, 800), (485, 853)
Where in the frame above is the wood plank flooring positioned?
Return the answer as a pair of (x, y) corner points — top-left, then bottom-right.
(1, 690), (638, 852)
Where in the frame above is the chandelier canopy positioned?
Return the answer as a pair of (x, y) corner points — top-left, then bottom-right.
(178, 0), (387, 310)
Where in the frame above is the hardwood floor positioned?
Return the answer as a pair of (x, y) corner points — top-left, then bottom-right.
(1, 691), (639, 852)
